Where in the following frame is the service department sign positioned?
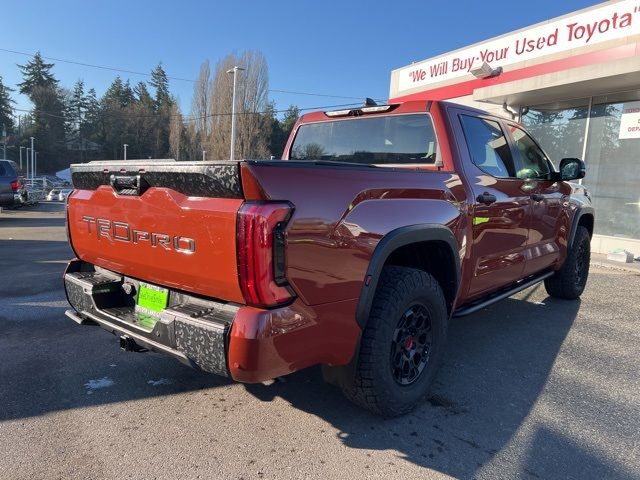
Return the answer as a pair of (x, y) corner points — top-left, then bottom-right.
(619, 101), (640, 139)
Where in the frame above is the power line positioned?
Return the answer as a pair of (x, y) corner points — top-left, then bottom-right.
(13, 102), (364, 121)
(0, 47), (384, 102)
(0, 47), (196, 83)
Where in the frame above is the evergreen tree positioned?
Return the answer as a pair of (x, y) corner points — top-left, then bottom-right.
(0, 75), (15, 133)
(134, 81), (154, 109)
(83, 88), (100, 138)
(149, 63), (171, 111)
(68, 79), (87, 135)
(149, 64), (172, 156)
(17, 52), (66, 171)
(268, 104), (299, 158)
(17, 51), (58, 96)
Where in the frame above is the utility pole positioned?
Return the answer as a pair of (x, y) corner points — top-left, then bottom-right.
(29, 137), (34, 179)
(1, 124), (6, 160)
(19, 146), (25, 171)
(123, 144), (128, 160)
(202, 150), (206, 161)
(226, 65), (245, 161)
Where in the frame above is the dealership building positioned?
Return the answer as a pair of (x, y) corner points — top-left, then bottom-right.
(390, 0), (640, 256)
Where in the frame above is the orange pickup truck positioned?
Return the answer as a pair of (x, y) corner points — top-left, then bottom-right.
(64, 100), (593, 415)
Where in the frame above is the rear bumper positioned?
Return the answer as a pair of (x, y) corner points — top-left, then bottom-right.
(63, 259), (361, 383)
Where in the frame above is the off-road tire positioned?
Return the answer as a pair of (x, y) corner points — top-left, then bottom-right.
(342, 266), (448, 416)
(544, 225), (591, 299)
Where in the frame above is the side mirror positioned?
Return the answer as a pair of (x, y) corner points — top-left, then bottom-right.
(559, 158), (586, 181)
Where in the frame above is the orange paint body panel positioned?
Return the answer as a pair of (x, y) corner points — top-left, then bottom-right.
(68, 186), (245, 304)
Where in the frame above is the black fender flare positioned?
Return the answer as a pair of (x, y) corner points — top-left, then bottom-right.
(355, 224), (461, 329)
(568, 206), (595, 247)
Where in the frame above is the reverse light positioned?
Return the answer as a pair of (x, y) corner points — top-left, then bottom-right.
(237, 202), (295, 308)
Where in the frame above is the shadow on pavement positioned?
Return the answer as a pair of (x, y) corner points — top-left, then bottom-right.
(0, 237), (625, 478)
(243, 292), (623, 478)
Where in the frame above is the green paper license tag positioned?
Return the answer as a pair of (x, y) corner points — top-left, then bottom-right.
(136, 282), (169, 314)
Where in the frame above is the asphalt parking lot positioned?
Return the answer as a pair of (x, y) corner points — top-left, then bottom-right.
(1, 204), (639, 480)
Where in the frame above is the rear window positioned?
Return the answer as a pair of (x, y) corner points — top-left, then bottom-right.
(0, 163), (5, 176)
(290, 114), (439, 165)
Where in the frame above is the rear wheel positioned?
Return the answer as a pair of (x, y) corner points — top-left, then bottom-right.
(342, 266), (448, 416)
(544, 225), (591, 299)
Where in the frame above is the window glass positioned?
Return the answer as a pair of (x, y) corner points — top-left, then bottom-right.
(0, 163), (6, 176)
(290, 114), (439, 165)
(510, 126), (551, 179)
(521, 103), (588, 164)
(460, 115), (515, 178)
(585, 98), (640, 239)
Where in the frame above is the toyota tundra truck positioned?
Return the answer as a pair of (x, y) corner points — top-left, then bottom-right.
(63, 100), (593, 416)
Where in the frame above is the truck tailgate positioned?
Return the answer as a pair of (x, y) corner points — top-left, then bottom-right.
(68, 161), (245, 303)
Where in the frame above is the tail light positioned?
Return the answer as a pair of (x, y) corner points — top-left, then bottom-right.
(9, 179), (20, 192)
(237, 201), (294, 308)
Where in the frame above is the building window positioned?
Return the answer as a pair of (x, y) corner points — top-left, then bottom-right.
(524, 92), (640, 242)
(586, 94), (640, 240)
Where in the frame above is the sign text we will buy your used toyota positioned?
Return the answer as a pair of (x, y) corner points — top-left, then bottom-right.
(395, 0), (640, 93)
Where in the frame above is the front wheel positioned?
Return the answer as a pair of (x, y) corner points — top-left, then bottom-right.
(342, 266), (448, 416)
(544, 225), (591, 299)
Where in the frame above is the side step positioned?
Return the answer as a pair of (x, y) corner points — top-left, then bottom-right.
(452, 271), (554, 318)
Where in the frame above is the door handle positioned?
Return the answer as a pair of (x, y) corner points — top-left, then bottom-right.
(476, 193), (497, 205)
(530, 193), (545, 202)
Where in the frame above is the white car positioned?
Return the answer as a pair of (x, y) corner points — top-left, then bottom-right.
(46, 189), (60, 201)
(58, 188), (73, 201)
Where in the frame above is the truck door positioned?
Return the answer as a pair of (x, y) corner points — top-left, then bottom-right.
(454, 112), (531, 300)
(506, 123), (571, 277)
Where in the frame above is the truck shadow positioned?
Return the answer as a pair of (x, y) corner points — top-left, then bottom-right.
(1, 238), (625, 478)
(243, 292), (623, 478)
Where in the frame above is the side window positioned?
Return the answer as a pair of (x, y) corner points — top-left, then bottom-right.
(460, 115), (515, 178)
(510, 126), (551, 179)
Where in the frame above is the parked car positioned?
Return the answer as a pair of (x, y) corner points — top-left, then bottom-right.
(58, 188), (73, 202)
(46, 189), (60, 201)
(63, 100), (593, 416)
(0, 160), (27, 208)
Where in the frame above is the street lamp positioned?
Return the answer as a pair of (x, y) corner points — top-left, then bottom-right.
(123, 144), (128, 160)
(19, 146), (25, 170)
(29, 137), (34, 179)
(34, 151), (38, 178)
(26, 148), (30, 179)
(1, 124), (6, 160)
(226, 65), (245, 161)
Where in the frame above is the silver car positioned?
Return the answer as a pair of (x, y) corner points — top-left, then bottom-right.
(58, 188), (73, 201)
(46, 189), (60, 201)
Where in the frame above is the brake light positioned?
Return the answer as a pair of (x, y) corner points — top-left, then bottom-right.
(9, 179), (20, 192)
(237, 201), (294, 308)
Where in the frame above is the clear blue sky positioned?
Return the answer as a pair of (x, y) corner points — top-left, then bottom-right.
(1, 0), (598, 116)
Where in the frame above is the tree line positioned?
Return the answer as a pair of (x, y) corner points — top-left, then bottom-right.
(0, 51), (300, 174)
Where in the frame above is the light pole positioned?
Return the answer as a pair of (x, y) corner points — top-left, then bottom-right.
(26, 148), (30, 179)
(34, 151), (38, 178)
(19, 146), (25, 171)
(29, 137), (34, 179)
(202, 150), (206, 161)
(226, 65), (245, 161)
(123, 144), (128, 160)
(1, 124), (6, 160)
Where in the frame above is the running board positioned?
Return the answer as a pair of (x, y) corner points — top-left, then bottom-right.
(452, 271), (554, 318)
